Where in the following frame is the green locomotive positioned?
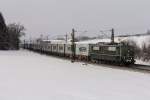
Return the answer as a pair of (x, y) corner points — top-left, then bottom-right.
(89, 42), (135, 65)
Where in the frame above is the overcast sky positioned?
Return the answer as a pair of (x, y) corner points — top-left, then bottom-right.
(0, 0), (150, 38)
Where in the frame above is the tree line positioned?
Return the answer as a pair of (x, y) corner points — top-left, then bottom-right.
(138, 42), (150, 61)
(127, 40), (150, 62)
(0, 12), (25, 50)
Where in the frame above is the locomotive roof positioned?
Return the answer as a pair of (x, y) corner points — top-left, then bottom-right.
(42, 40), (66, 44)
(76, 38), (122, 44)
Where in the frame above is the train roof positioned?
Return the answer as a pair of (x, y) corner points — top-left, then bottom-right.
(42, 40), (66, 44)
(76, 38), (123, 44)
(41, 37), (124, 45)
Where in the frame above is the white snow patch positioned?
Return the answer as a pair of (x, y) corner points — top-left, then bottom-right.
(0, 50), (150, 100)
(136, 59), (150, 66)
(119, 35), (150, 48)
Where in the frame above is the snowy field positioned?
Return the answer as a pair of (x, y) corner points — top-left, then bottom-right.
(0, 50), (150, 100)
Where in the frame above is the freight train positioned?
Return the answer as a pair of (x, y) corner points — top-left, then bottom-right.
(23, 39), (135, 65)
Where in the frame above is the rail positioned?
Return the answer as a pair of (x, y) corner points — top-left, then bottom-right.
(131, 64), (150, 72)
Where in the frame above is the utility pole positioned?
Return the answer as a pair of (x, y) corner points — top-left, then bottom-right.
(23, 40), (25, 49)
(65, 34), (68, 43)
(71, 28), (75, 62)
(111, 28), (114, 43)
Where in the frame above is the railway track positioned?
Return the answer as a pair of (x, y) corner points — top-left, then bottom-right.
(82, 61), (150, 73)
(131, 64), (150, 72)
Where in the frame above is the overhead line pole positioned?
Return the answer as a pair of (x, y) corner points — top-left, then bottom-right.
(65, 34), (68, 43)
(100, 28), (115, 43)
(111, 28), (114, 43)
(71, 28), (76, 62)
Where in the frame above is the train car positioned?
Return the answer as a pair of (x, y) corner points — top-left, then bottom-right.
(24, 41), (32, 50)
(89, 42), (135, 65)
(40, 41), (46, 53)
(65, 43), (73, 58)
(75, 43), (89, 60)
(45, 43), (52, 54)
(41, 40), (52, 53)
(58, 43), (66, 56)
(50, 40), (65, 55)
(51, 43), (57, 55)
(36, 43), (41, 52)
(33, 41), (40, 51)
(32, 43), (36, 50)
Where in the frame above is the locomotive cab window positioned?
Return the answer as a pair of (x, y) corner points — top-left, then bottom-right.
(108, 47), (116, 51)
(92, 46), (99, 51)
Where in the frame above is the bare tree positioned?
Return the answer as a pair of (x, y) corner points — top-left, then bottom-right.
(123, 40), (141, 59)
(7, 23), (25, 49)
(0, 12), (9, 50)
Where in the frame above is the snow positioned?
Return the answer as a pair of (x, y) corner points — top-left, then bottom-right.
(136, 59), (150, 66)
(0, 50), (150, 100)
(118, 35), (150, 48)
(128, 35), (150, 48)
(76, 35), (150, 45)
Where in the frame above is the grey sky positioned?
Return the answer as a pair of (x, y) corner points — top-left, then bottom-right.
(0, 0), (150, 38)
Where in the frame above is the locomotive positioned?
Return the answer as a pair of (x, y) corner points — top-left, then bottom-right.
(24, 38), (135, 65)
(89, 42), (135, 65)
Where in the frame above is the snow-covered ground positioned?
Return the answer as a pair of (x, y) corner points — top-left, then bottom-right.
(0, 50), (150, 100)
(136, 59), (150, 66)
